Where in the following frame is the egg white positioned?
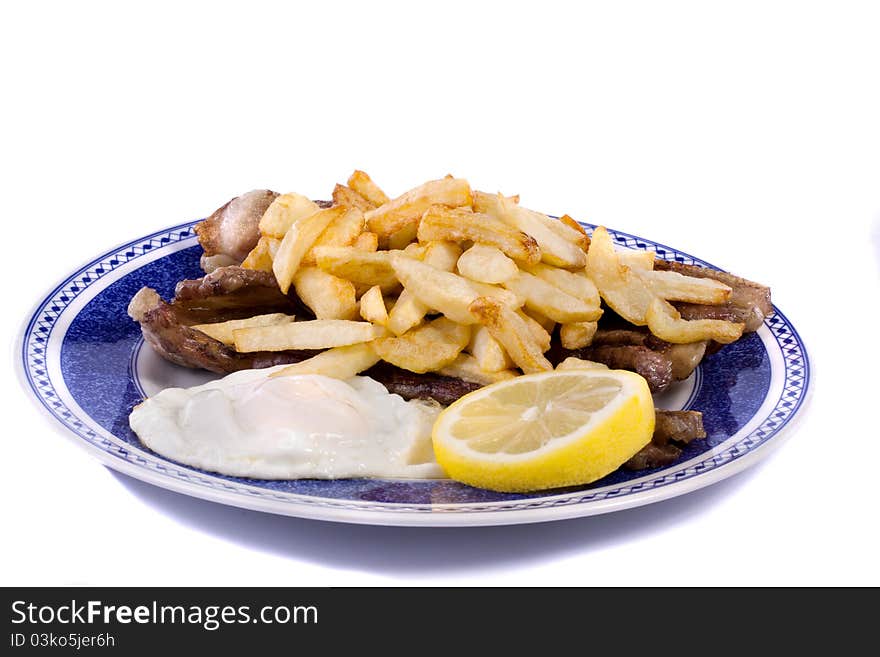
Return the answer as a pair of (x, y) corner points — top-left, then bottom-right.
(129, 366), (445, 480)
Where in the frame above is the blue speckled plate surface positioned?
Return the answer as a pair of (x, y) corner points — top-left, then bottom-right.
(19, 220), (810, 526)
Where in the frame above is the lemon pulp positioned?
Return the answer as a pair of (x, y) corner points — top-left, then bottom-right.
(432, 369), (655, 492)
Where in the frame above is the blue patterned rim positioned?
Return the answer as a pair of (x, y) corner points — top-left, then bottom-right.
(18, 219), (810, 526)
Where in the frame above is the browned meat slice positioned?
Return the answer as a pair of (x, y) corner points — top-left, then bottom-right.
(364, 363), (482, 406)
(128, 287), (317, 374)
(653, 260), (772, 332)
(170, 265), (306, 324)
(550, 344), (674, 392)
(625, 410), (706, 469)
(653, 409), (706, 444)
(591, 328), (650, 347)
(195, 190), (279, 272)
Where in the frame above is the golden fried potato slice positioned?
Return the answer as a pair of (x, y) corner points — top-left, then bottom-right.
(332, 184), (375, 212)
(272, 206), (345, 294)
(503, 271), (602, 323)
(555, 357), (608, 371)
(559, 321), (598, 349)
(585, 226), (655, 325)
(557, 214), (591, 250)
(617, 249), (656, 270)
(638, 269), (732, 304)
(468, 325), (515, 372)
(417, 206), (541, 265)
(522, 262), (600, 305)
(515, 309), (552, 351)
(402, 241), (427, 259)
(386, 223), (419, 250)
(646, 298), (744, 344)
(293, 267), (359, 320)
(353, 231), (379, 252)
(385, 290), (427, 336)
(259, 193), (321, 238)
(365, 177), (472, 241)
(312, 246), (400, 292)
(240, 236), (274, 272)
(347, 170), (390, 207)
(385, 243), (460, 336)
(468, 280), (523, 309)
(302, 207), (365, 265)
(270, 343), (380, 380)
(192, 313), (296, 346)
(233, 319), (385, 352)
(422, 240), (463, 271)
(359, 285), (389, 326)
(390, 254), (480, 325)
(469, 297), (552, 374)
(456, 244), (518, 284)
(474, 192), (586, 268)
(438, 354), (518, 386)
(373, 317), (470, 373)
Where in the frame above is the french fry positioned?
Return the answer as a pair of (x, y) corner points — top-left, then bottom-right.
(521, 308), (556, 333)
(259, 193), (320, 238)
(469, 297), (553, 374)
(347, 170), (390, 207)
(332, 184), (375, 212)
(352, 231), (379, 252)
(312, 246), (399, 292)
(373, 317), (470, 373)
(438, 354), (518, 386)
(240, 237), (274, 272)
(468, 280), (523, 309)
(365, 177), (472, 241)
(402, 242), (427, 259)
(192, 313), (296, 346)
(293, 267), (359, 320)
(476, 192), (586, 268)
(387, 223), (419, 250)
(266, 238), (281, 259)
(456, 244), (518, 284)
(585, 226), (655, 325)
(385, 243), (460, 336)
(638, 269), (732, 304)
(555, 357), (609, 371)
(646, 298), (744, 344)
(272, 206), (345, 294)
(386, 291), (427, 336)
(233, 319), (384, 352)
(417, 206), (541, 265)
(503, 271), (602, 323)
(390, 254), (480, 325)
(522, 262), (600, 305)
(558, 214), (591, 250)
(515, 309), (552, 351)
(359, 285), (389, 326)
(617, 249), (656, 270)
(559, 321), (598, 349)
(270, 343), (380, 380)
(468, 325), (515, 372)
(302, 207), (365, 265)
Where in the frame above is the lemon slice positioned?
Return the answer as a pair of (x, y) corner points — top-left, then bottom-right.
(432, 369), (655, 492)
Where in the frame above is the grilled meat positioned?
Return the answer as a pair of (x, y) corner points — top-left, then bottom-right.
(171, 265), (306, 324)
(654, 259), (772, 332)
(625, 410), (707, 470)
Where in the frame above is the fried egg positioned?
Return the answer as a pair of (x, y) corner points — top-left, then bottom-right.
(129, 366), (444, 479)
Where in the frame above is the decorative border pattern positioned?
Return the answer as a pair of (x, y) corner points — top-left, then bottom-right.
(20, 220), (810, 519)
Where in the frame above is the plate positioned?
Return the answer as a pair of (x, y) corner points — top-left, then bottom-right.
(18, 220), (810, 526)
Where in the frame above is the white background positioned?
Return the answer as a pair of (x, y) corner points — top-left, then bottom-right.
(2, 1), (878, 586)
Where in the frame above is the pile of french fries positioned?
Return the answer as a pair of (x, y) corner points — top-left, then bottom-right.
(193, 172), (745, 387)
